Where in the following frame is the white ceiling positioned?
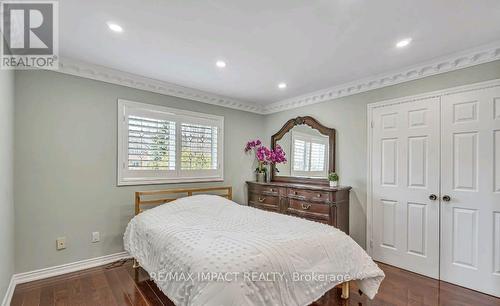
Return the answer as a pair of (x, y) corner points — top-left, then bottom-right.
(60, 0), (500, 106)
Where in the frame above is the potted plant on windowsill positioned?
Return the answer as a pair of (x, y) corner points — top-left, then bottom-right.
(245, 140), (287, 183)
(328, 172), (339, 187)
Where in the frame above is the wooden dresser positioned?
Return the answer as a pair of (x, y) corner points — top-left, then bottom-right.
(246, 181), (351, 234)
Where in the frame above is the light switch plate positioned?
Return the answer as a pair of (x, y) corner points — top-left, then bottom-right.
(92, 232), (100, 243)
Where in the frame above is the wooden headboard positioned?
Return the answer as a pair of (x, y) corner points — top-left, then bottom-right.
(135, 186), (232, 215)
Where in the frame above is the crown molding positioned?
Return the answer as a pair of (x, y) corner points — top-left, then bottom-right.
(56, 57), (263, 114)
(261, 41), (500, 114)
(53, 41), (500, 115)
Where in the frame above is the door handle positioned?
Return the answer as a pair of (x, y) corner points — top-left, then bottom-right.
(442, 195), (451, 202)
(429, 194), (437, 201)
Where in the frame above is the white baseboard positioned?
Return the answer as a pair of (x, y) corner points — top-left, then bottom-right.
(1, 276), (15, 306)
(1, 251), (131, 306)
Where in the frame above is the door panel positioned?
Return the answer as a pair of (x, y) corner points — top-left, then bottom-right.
(381, 138), (398, 186)
(407, 202), (427, 256)
(381, 199), (397, 248)
(408, 136), (428, 188)
(495, 130), (500, 192)
(494, 212), (500, 274)
(451, 207), (478, 268)
(372, 97), (440, 278)
(452, 132), (478, 191)
(440, 86), (500, 297)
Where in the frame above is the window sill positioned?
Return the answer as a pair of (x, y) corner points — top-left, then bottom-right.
(117, 177), (224, 186)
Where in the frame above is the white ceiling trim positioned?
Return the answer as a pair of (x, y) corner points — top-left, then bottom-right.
(261, 41), (500, 114)
(54, 41), (500, 115)
(56, 57), (263, 114)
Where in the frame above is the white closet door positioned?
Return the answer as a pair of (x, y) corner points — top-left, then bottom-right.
(372, 97), (440, 278)
(440, 86), (500, 297)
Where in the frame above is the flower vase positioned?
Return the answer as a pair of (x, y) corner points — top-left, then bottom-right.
(329, 181), (338, 187)
(256, 172), (266, 182)
(265, 167), (271, 183)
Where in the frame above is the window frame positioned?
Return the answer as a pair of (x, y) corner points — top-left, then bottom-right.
(290, 130), (329, 178)
(117, 99), (224, 186)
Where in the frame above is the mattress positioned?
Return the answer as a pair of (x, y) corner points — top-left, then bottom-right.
(124, 194), (384, 306)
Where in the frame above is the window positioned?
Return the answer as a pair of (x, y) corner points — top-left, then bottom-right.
(118, 100), (223, 185)
(181, 122), (218, 170)
(291, 131), (328, 177)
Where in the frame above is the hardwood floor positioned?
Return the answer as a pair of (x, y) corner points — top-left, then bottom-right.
(11, 260), (500, 306)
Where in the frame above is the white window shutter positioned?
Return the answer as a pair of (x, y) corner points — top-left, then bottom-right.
(117, 100), (224, 185)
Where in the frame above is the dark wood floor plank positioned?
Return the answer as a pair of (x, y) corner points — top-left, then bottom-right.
(122, 265), (164, 306)
(90, 270), (118, 306)
(11, 260), (500, 306)
(114, 268), (150, 306)
(67, 277), (87, 306)
(122, 264), (172, 305)
(78, 274), (102, 306)
(53, 280), (70, 306)
(21, 287), (41, 306)
(134, 281), (163, 306)
(104, 269), (134, 306)
(39, 285), (55, 306)
(146, 280), (175, 306)
(10, 288), (24, 306)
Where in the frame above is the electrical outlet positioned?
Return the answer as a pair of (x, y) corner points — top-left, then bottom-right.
(56, 237), (66, 250)
(91, 231), (100, 243)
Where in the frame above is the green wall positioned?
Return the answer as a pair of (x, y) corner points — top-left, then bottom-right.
(14, 71), (265, 273)
(0, 70), (15, 299)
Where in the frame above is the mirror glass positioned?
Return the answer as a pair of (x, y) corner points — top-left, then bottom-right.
(275, 125), (329, 178)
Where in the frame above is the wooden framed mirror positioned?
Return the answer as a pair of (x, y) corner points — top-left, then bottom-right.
(271, 116), (336, 185)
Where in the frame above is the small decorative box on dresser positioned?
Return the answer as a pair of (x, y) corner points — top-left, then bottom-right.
(246, 181), (351, 234)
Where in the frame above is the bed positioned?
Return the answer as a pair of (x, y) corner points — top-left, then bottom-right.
(124, 187), (384, 306)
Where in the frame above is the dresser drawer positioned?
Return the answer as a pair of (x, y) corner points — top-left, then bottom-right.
(286, 199), (330, 221)
(246, 181), (350, 233)
(248, 184), (279, 196)
(248, 193), (280, 211)
(287, 188), (330, 202)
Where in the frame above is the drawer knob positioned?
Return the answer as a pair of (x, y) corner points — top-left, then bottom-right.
(317, 194), (321, 197)
(294, 191), (298, 195)
(270, 188), (274, 192)
(258, 197), (266, 203)
(301, 203), (311, 210)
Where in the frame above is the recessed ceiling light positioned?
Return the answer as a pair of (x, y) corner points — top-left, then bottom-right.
(216, 60), (226, 68)
(278, 82), (287, 89)
(107, 22), (123, 33)
(396, 38), (412, 48)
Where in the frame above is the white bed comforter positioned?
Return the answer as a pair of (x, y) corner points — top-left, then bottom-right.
(124, 195), (384, 306)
